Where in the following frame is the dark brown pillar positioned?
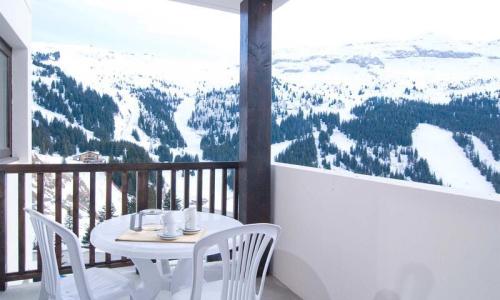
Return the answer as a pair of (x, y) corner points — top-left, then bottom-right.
(239, 0), (272, 224)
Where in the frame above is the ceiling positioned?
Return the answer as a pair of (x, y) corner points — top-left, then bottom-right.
(170, 0), (289, 14)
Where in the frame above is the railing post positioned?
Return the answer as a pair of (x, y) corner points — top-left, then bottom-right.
(222, 168), (227, 216)
(170, 171), (177, 210)
(35, 173), (44, 280)
(121, 172), (129, 215)
(184, 170), (190, 209)
(209, 169), (215, 213)
(105, 171), (112, 264)
(120, 171), (128, 262)
(136, 171), (148, 211)
(89, 172), (96, 266)
(233, 168), (239, 220)
(0, 171), (6, 291)
(156, 171), (163, 210)
(55, 172), (62, 268)
(17, 173), (25, 274)
(72, 172), (79, 236)
(197, 169), (203, 212)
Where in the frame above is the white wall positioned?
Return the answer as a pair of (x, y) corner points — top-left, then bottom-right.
(0, 0), (32, 274)
(0, 0), (32, 162)
(271, 163), (500, 300)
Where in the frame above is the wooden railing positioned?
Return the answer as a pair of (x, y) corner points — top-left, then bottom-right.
(0, 161), (240, 290)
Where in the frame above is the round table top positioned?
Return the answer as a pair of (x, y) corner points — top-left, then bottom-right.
(90, 211), (242, 260)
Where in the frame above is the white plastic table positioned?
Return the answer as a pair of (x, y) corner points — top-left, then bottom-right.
(90, 211), (242, 299)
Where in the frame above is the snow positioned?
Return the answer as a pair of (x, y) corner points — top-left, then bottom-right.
(32, 103), (96, 140)
(411, 124), (495, 195)
(271, 140), (293, 161)
(471, 135), (500, 172)
(113, 91), (143, 143)
(312, 130), (322, 167)
(273, 36), (500, 120)
(32, 42), (238, 92)
(389, 147), (409, 174)
(330, 129), (356, 152)
(173, 96), (203, 159)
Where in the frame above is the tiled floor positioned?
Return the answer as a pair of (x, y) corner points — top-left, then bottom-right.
(0, 267), (301, 300)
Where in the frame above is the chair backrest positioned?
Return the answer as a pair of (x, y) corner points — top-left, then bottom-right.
(25, 208), (93, 300)
(191, 224), (280, 300)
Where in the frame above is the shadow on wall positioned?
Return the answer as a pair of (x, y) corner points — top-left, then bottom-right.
(374, 263), (434, 300)
(274, 249), (331, 300)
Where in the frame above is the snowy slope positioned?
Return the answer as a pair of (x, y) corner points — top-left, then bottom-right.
(173, 96), (204, 159)
(273, 35), (500, 121)
(32, 102), (97, 140)
(330, 129), (356, 153)
(32, 43), (206, 158)
(271, 141), (294, 160)
(411, 124), (495, 194)
(471, 136), (500, 172)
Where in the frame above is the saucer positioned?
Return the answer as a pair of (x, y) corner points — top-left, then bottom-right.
(157, 230), (182, 240)
(183, 227), (201, 235)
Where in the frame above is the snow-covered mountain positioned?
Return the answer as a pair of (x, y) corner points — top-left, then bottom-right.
(31, 35), (500, 198)
(273, 35), (500, 120)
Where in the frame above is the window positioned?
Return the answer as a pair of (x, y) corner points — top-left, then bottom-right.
(0, 38), (11, 159)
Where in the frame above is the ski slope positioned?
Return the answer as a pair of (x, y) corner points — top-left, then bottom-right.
(411, 124), (495, 195)
(471, 135), (500, 172)
(173, 96), (203, 159)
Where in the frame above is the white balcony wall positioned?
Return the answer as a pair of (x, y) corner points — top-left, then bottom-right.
(272, 163), (500, 300)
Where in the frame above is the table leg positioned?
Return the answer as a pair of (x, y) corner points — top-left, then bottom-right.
(158, 259), (172, 276)
(169, 259), (224, 294)
(131, 258), (170, 300)
(170, 258), (193, 294)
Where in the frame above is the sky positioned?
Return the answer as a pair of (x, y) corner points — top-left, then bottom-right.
(33, 0), (500, 61)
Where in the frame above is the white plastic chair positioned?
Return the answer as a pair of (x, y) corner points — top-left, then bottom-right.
(172, 224), (281, 300)
(25, 208), (134, 300)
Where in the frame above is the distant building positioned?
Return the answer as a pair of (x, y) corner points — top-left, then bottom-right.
(73, 151), (106, 164)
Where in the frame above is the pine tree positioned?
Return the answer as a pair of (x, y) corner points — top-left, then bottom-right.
(163, 189), (182, 210)
(97, 204), (117, 223)
(128, 198), (137, 214)
(64, 207), (73, 231)
(81, 226), (91, 246)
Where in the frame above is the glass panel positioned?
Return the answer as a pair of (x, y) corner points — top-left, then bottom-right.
(0, 51), (7, 152)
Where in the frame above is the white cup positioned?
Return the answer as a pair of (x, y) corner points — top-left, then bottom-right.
(183, 207), (198, 230)
(161, 212), (177, 235)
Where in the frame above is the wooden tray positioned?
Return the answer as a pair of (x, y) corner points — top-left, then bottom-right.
(116, 229), (205, 244)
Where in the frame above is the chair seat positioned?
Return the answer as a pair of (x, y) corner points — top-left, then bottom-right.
(172, 280), (223, 300)
(60, 267), (132, 299)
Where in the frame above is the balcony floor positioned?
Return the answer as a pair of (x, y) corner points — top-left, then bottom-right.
(0, 267), (300, 300)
